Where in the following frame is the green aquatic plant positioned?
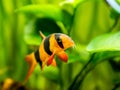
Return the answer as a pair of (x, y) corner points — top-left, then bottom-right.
(1, 0), (120, 90)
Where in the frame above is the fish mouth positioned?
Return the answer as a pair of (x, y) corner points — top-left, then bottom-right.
(71, 40), (75, 48)
(72, 44), (75, 49)
(67, 41), (75, 49)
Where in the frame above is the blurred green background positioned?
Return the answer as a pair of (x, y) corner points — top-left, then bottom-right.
(0, 0), (120, 90)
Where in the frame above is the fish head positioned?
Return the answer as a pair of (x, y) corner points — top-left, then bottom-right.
(50, 33), (75, 53)
(60, 34), (75, 50)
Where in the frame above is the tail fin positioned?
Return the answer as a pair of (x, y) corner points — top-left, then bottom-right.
(24, 53), (37, 84)
(39, 31), (46, 39)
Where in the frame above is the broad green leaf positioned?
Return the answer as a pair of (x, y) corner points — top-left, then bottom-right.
(87, 31), (120, 52)
(59, 0), (74, 15)
(24, 18), (63, 46)
(60, 0), (86, 9)
(67, 51), (82, 63)
(32, 65), (60, 85)
(16, 4), (73, 30)
(92, 51), (120, 64)
(16, 5), (62, 21)
(67, 44), (89, 64)
(24, 34), (41, 46)
(116, 0), (120, 5)
(23, 20), (41, 46)
(42, 66), (60, 83)
(69, 51), (120, 90)
(71, 0), (115, 44)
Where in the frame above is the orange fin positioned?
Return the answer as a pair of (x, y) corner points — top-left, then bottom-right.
(24, 53), (37, 84)
(41, 60), (46, 70)
(57, 51), (68, 62)
(41, 58), (48, 70)
(47, 53), (55, 66)
(51, 59), (56, 67)
(39, 31), (46, 39)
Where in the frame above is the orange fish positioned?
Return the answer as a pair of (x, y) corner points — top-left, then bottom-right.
(24, 31), (74, 83)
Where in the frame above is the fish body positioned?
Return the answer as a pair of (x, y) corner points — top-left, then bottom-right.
(24, 31), (74, 83)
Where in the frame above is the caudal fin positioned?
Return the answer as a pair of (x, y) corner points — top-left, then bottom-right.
(24, 53), (37, 84)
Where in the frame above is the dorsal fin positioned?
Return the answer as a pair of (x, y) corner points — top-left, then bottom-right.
(39, 31), (46, 39)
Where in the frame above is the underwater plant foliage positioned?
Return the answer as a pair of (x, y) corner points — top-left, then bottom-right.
(0, 0), (120, 90)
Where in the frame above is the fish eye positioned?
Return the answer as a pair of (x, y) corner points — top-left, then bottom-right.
(57, 37), (62, 42)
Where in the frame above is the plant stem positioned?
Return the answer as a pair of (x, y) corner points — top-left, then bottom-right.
(68, 53), (96, 90)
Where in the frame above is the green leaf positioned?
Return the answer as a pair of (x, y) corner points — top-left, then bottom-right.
(16, 4), (73, 30)
(67, 51), (82, 63)
(67, 44), (89, 64)
(16, 5), (62, 21)
(23, 20), (41, 46)
(33, 65), (60, 85)
(116, 0), (120, 5)
(42, 66), (60, 83)
(71, 0), (115, 44)
(69, 51), (120, 90)
(24, 34), (41, 46)
(60, 0), (86, 9)
(92, 51), (120, 64)
(23, 18), (63, 46)
(87, 31), (120, 52)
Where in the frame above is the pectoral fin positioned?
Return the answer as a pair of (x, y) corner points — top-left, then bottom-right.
(57, 51), (68, 62)
(42, 58), (56, 70)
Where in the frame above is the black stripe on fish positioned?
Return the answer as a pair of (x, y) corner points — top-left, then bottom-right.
(55, 33), (64, 49)
(34, 49), (42, 68)
(44, 35), (52, 55)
